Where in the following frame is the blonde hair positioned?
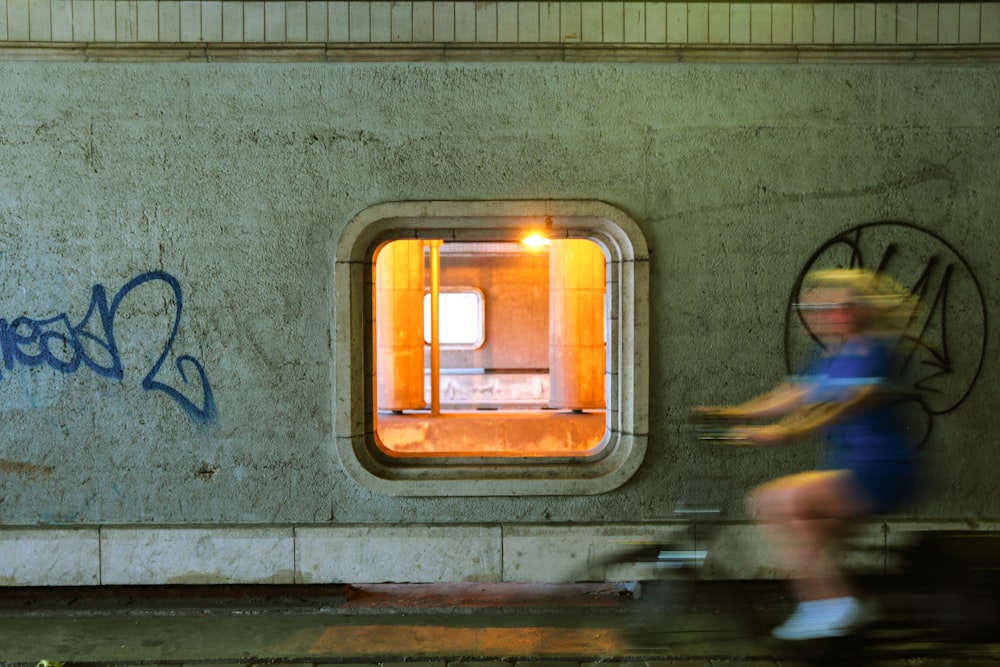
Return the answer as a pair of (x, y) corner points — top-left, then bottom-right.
(801, 268), (921, 333)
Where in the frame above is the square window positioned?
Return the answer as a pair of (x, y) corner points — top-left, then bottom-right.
(334, 201), (649, 496)
(423, 290), (484, 348)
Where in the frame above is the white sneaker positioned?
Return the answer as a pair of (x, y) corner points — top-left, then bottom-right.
(771, 596), (869, 641)
(770, 601), (818, 639)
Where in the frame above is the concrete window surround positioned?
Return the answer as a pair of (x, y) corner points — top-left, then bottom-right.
(333, 200), (650, 496)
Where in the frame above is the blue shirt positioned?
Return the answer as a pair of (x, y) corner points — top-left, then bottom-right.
(798, 337), (913, 469)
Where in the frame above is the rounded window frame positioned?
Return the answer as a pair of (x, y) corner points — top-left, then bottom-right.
(333, 200), (649, 496)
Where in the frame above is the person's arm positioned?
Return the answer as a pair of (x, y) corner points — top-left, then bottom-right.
(695, 380), (810, 421)
(730, 383), (880, 445)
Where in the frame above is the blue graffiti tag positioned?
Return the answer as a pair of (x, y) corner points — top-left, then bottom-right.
(0, 271), (216, 423)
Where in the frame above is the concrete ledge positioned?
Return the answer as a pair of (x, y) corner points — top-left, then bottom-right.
(0, 521), (996, 586)
(3, 42), (1000, 64)
(100, 526), (296, 585)
(0, 528), (100, 586)
(503, 524), (689, 582)
(296, 524), (503, 584)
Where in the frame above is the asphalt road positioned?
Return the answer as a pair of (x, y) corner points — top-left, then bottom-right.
(0, 582), (998, 666)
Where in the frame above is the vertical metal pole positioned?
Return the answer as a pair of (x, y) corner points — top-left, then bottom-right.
(428, 240), (443, 415)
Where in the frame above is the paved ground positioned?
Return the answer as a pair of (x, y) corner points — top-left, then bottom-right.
(0, 581), (999, 666)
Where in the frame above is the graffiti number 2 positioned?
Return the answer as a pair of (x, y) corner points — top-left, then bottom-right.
(0, 271), (216, 423)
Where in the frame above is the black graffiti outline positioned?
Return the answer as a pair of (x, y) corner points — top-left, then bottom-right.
(785, 221), (986, 442)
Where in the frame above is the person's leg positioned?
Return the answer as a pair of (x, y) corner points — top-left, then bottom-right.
(749, 470), (872, 599)
(748, 470), (875, 639)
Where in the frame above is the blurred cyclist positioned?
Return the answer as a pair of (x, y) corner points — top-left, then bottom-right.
(695, 268), (921, 641)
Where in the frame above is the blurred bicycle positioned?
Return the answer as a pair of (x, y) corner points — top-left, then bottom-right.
(596, 417), (1000, 662)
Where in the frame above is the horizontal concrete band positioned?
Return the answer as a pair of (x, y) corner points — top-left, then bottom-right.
(4, 42), (1000, 64)
(0, 520), (988, 586)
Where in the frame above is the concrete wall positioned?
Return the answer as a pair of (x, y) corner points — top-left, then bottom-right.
(436, 250), (550, 371)
(1, 56), (998, 583)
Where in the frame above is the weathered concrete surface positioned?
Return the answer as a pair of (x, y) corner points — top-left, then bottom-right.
(0, 62), (997, 533)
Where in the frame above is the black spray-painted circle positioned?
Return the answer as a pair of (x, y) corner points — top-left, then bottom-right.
(785, 222), (986, 429)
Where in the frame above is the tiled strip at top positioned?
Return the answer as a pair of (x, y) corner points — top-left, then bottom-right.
(0, 1), (998, 54)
